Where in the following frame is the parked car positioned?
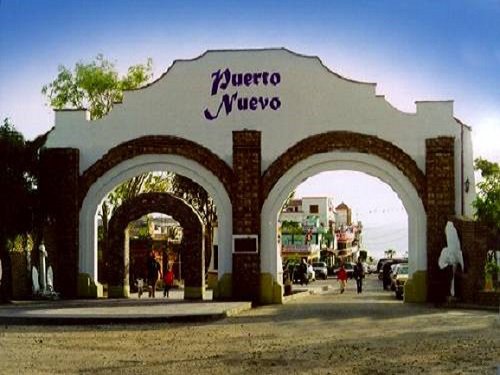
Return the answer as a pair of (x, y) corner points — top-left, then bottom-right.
(377, 257), (408, 272)
(391, 263), (409, 299)
(367, 264), (377, 274)
(312, 262), (328, 280)
(333, 262), (355, 279)
(288, 262), (315, 284)
(378, 258), (408, 280)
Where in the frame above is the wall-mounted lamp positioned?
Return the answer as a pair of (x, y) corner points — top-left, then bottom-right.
(464, 178), (470, 193)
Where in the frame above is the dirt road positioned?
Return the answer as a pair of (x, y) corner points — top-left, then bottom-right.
(0, 276), (498, 374)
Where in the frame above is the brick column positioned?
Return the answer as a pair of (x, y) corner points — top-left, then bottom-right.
(40, 148), (80, 298)
(232, 131), (261, 302)
(426, 137), (455, 303)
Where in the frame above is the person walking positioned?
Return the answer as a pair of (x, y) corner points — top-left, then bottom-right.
(354, 259), (365, 294)
(146, 251), (161, 298)
(337, 263), (348, 294)
(163, 265), (175, 298)
(299, 258), (309, 285)
(382, 261), (392, 291)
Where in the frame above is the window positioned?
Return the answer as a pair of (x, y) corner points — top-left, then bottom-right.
(309, 205), (319, 213)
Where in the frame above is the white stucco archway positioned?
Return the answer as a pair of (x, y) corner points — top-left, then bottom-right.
(79, 154), (232, 288)
(261, 151), (427, 294)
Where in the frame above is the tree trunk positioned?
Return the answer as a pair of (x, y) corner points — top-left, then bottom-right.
(0, 237), (13, 303)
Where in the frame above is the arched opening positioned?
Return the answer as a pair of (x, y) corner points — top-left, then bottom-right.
(261, 152), (427, 304)
(78, 154), (233, 298)
(107, 192), (204, 299)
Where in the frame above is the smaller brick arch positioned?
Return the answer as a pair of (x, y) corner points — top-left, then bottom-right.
(79, 135), (235, 207)
(262, 131), (427, 210)
(107, 192), (204, 298)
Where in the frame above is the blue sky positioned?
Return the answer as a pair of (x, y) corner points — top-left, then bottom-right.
(2, 0), (498, 257)
(1, 0), (499, 163)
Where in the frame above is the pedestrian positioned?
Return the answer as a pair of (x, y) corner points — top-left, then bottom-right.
(299, 258), (308, 285)
(337, 263), (348, 294)
(163, 265), (175, 298)
(146, 251), (161, 298)
(354, 259), (365, 293)
(382, 261), (392, 290)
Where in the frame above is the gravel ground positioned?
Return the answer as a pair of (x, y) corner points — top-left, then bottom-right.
(0, 276), (498, 375)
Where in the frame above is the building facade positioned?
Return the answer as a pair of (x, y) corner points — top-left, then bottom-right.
(40, 49), (475, 304)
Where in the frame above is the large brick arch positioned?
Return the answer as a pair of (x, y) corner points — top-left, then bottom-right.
(79, 135), (235, 206)
(262, 131), (427, 210)
(107, 192), (204, 297)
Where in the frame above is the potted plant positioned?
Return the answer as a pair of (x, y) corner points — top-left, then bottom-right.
(484, 260), (499, 291)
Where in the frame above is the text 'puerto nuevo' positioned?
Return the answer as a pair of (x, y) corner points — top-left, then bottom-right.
(204, 68), (281, 120)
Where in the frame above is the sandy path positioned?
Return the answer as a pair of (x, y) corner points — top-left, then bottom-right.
(0, 276), (498, 374)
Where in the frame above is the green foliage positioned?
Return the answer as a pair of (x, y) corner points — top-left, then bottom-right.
(281, 190), (296, 210)
(281, 220), (303, 235)
(42, 54), (153, 120)
(135, 224), (152, 240)
(170, 174), (217, 226)
(484, 260), (499, 276)
(0, 118), (36, 240)
(0, 118), (39, 301)
(321, 231), (334, 247)
(98, 172), (174, 241)
(473, 158), (500, 229)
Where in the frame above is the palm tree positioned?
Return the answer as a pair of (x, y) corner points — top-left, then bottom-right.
(384, 249), (396, 259)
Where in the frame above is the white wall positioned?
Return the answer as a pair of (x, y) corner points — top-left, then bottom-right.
(44, 49), (475, 286)
(301, 197), (331, 227)
(45, 49), (475, 217)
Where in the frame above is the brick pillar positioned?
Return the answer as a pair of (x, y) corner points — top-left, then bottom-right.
(40, 148), (80, 298)
(426, 137), (455, 303)
(232, 131), (261, 302)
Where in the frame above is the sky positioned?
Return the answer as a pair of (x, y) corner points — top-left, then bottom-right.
(1, 0), (499, 258)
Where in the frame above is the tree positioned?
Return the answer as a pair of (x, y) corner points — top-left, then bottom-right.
(170, 175), (218, 273)
(42, 55), (158, 229)
(42, 55), (219, 276)
(42, 54), (153, 120)
(281, 190), (296, 210)
(99, 172), (174, 243)
(473, 158), (500, 230)
(280, 221), (303, 235)
(0, 118), (37, 302)
(42, 55), (158, 275)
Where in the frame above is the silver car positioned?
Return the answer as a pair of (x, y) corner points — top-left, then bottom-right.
(312, 262), (328, 280)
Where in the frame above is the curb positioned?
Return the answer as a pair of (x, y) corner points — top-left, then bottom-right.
(0, 313), (229, 326)
(223, 302), (253, 317)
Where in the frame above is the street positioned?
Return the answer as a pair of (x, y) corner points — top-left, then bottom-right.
(0, 275), (498, 374)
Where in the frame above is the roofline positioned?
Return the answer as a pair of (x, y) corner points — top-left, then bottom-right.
(454, 116), (472, 131)
(124, 47), (377, 93)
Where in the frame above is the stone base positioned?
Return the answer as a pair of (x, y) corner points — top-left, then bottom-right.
(477, 291), (500, 307)
(107, 285), (130, 298)
(207, 271), (218, 290)
(184, 286), (204, 300)
(260, 273), (283, 304)
(213, 273), (232, 300)
(404, 270), (427, 303)
(77, 273), (103, 298)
